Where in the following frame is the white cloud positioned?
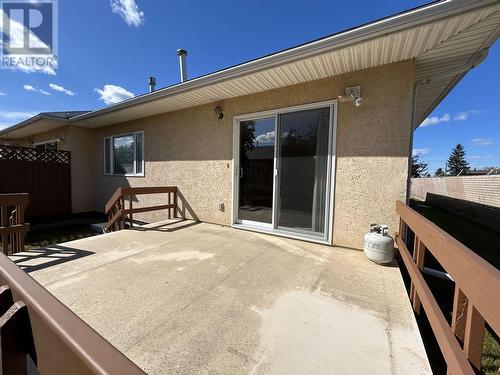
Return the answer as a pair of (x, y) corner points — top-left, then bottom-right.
(0, 111), (39, 131)
(23, 84), (51, 95)
(0, 110), (36, 121)
(94, 84), (134, 105)
(0, 10), (56, 75)
(453, 110), (482, 121)
(420, 113), (450, 127)
(255, 131), (276, 144)
(110, 0), (144, 27)
(420, 110), (483, 128)
(0, 110), (37, 130)
(49, 83), (75, 96)
(471, 138), (492, 146)
(0, 91), (6, 96)
(412, 148), (431, 156)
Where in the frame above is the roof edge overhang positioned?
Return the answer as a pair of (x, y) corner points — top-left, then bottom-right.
(70, 0), (498, 124)
(0, 114), (67, 139)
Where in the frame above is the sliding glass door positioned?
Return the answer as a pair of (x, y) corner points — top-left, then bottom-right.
(234, 102), (336, 242)
(276, 107), (331, 236)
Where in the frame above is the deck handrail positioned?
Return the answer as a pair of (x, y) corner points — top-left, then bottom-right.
(105, 186), (178, 232)
(396, 200), (500, 374)
(0, 253), (145, 374)
(0, 193), (30, 254)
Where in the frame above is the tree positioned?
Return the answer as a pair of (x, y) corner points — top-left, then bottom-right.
(435, 167), (446, 177)
(411, 155), (429, 178)
(447, 144), (470, 176)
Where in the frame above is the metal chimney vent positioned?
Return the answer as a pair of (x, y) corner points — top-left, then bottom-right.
(148, 76), (156, 92)
(177, 49), (188, 82)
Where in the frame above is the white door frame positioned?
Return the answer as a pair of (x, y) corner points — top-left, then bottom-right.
(231, 100), (338, 244)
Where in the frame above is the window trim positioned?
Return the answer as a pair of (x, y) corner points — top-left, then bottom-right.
(104, 130), (144, 177)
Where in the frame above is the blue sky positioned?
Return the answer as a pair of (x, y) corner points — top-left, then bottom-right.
(0, 0), (498, 173)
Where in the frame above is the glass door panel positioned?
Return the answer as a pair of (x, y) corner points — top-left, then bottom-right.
(238, 117), (275, 224)
(276, 107), (330, 236)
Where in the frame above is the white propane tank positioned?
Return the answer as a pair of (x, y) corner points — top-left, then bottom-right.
(364, 224), (394, 264)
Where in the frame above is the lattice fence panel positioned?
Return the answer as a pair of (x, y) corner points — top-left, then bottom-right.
(0, 145), (70, 164)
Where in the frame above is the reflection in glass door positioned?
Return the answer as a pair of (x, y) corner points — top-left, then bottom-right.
(235, 102), (335, 241)
(238, 117), (275, 225)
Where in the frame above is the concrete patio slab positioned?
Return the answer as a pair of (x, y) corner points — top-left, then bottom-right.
(18, 220), (432, 374)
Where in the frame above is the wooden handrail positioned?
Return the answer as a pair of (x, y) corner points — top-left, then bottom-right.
(396, 200), (500, 373)
(0, 193), (30, 255)
(0, 253), (145, 374)
(104, 188), (123, 215)
(105, 187), (178, 232)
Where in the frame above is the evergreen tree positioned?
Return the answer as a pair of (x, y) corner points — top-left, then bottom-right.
(411, 155), (429, 178)
(435, 167), (446, 177)
(447, 144), (470, 176)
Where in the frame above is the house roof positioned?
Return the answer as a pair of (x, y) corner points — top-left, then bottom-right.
(1, 0), (499, 140)
(0, 111), (90, 139)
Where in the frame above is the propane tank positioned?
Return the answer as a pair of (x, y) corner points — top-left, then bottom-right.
(364, 224), (394, 264)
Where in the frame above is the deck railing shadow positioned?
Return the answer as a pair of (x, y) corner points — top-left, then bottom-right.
(9, 245), (94, 273)
(132, 219), (201, 233)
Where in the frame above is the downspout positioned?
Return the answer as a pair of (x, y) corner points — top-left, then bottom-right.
(405, 79), (418, 205)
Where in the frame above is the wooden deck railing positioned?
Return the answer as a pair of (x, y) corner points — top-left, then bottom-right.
(0, 193), (30, 255)
(105, 187), (178, 232)
(0, 252), (145, 374)
(395, 201), (500, 374)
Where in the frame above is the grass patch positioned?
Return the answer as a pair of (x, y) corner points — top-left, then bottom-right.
(483, 329), (500, 375)
(25, 224), (98, 250)
(409, 198), (499, 374)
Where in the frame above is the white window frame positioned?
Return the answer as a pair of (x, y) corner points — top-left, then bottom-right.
(231, 100), (338, 245)
(104, 131), (144, 177)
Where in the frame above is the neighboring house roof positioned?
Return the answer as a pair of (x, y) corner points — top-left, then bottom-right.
(0, 111), (90, 140)
(1, 0), (498, 140)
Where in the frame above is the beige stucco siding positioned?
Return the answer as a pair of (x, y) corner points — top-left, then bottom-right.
(90, 59), (414, 249)
(8, 60), (414, 249)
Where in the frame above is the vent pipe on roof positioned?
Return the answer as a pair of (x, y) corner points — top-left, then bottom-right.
(149, 76), (156, 92)
(177, 49), (188, 82)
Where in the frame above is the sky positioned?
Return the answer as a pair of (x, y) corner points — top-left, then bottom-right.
(0, 0), (498, 174)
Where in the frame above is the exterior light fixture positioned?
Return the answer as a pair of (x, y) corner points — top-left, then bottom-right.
(214, 106), (224, 120)
(338, 85), (362, 107)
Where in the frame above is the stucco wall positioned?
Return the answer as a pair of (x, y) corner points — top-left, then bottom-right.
(89, 60), (414, 249)
(8, 60), (414, 249)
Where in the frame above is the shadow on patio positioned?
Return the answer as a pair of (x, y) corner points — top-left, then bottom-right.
(9, 245), (94, 273)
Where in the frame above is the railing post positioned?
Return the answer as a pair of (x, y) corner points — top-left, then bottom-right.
(174, 188), (178, 219)
(451, 286), (467, 343)
(399, 218), (407, 242)
(410, 237), (425, 314)
(168, 192), (171, 220)
(129, 195), (133, 227)
(1, 204), (8, 255)
(463, 304), (485, 370)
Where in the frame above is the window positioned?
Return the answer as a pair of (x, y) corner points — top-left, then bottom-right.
(35, 141), (57, 150)
(104, 131), (144, 176)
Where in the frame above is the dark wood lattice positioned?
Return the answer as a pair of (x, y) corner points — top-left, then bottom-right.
(0, 145), (70, 164)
